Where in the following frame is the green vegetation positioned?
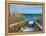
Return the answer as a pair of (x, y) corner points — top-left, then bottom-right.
(10, 20), (28, 32)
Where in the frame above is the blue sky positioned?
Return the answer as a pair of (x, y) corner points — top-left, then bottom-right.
(10, 4), (42, 14)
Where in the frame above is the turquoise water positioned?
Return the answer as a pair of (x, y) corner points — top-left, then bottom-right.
(21, 14), (42, 21)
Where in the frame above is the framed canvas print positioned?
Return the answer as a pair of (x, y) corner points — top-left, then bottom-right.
(5, 1), (45, 36)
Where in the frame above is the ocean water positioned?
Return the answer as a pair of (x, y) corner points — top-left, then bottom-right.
(21, 14), (42, 21)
